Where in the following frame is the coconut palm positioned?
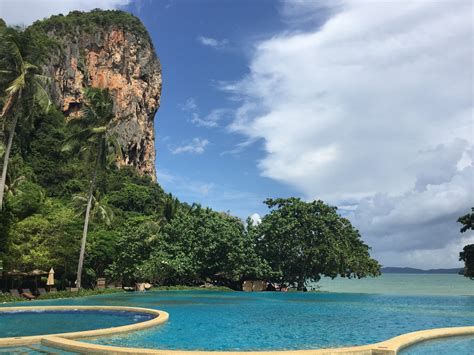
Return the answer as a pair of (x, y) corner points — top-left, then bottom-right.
(72, 191), (114, 227)
(0, 27), (51, 211)
(63, 87), (121, 289)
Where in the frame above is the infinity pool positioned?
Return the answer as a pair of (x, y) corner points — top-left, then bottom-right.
(0, 309), (154, 338)
(2, 290), (472, 351)
(400, 335), (474, 354)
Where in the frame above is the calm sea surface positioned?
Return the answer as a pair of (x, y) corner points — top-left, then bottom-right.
(315, 273), (473, 296)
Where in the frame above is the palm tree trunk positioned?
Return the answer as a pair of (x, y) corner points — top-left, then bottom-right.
(0, 94), (16, 119)
(0, 114), (18, 211)
(75, 150), (100, 290)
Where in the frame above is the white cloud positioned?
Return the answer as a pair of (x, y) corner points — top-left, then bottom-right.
(180, 98), (198, 112)
(0, 0), (131, 26)
(156, 169), (264, 218)
(226, 0), (473, 268)
(180, 98), (229, 128)
(170, 138), (209, 155)
(197, 35), (228, 49)
(249, 213), (262, 226)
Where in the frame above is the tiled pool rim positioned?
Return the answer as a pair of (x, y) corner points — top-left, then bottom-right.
(1, 306), (473, 354)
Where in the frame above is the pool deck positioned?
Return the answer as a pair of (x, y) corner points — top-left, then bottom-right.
(1, 305), (473, 354)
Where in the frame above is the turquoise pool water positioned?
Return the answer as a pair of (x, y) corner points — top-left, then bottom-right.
(400, 335), (474, 354)
(2, 288), (472, 351)
(0, 309), (154, 338)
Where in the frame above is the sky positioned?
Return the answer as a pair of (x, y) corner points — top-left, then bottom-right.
(1, 0), (473, 269)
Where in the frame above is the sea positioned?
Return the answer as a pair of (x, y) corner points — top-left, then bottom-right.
(314, 273), (474, 296)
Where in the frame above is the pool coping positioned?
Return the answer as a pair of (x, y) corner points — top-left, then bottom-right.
(0, 305), (169, 347)
(0, 306), (472, 354)
(41, 326), (474, 355)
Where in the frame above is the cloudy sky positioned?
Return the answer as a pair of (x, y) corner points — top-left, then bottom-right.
(1, 0), (472, 269)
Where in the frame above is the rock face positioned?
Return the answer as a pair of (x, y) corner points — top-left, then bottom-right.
(32, 11), (161, 179)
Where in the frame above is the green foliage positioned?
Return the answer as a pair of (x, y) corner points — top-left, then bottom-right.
(0, 288), (123, 304)
(107, 216), (163, 285)
(5, 200), (81, 276)
(6, 180), (44, 219)
(459, 244), (474, 279)
(458, 208), (474, 279)
(37, 288), (123, 300)
(254, 198), (381, 289)
(108, 182), (163, 215)
(85, 229), (120, 278)
(458, 208), (474, 233)
(0, 293), (23, 303)
(29, 9), (150, 39)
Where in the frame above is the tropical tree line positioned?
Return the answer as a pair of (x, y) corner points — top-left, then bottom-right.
(0, 22), (381, 291)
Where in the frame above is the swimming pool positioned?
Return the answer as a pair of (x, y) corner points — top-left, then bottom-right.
(0, 309), (154, 338)
(3, 290), (472, 351)
(400, 335), (474, 354)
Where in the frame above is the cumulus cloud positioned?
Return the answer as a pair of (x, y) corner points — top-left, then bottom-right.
(197, 35), (228, 49)
(170, 138), (209, 155)
(0, 0), (131, 26)
(226, 0), (473, 268)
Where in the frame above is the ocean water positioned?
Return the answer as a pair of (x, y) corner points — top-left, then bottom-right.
(315, 273), (473, 296)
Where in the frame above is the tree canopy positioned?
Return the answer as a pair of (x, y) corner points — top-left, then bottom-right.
(458, 208), (474, 279)
(253, 198), (381, 290)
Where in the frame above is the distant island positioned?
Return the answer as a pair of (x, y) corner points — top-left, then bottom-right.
(381, 267), (462, 274)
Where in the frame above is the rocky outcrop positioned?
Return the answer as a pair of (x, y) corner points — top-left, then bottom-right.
(31, 10), (161, 179)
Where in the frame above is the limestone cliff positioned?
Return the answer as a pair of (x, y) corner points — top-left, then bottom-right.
(30, 10), (161, 179)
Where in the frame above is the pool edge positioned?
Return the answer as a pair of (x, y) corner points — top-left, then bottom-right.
(40, 326), (474, 355)
(0, 305), (169, 347)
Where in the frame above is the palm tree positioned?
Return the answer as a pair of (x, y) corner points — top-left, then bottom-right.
(72, 191), (114, 227)
(63, 87), (121, 289)
(0, 27), (51, 211)
(163, 193), (180, 222)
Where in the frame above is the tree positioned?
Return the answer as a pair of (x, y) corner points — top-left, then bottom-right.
(0, 27), (51, 211)
(163, 193), (179, 222)
(63, 87), (121, 289)
(73, 191), (114, 227)
(107, 216), (163, 285)
(107, 182), (162, 216)
(458, 208), (474, 279)
(6, 199), (81, 277)
(162, 206), (270, 287)
(254, 198), (380, 290)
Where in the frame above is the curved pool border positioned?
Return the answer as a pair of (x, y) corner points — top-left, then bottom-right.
(0, 305), (169, 347)
(0, 306), (472, 354)
(41, 326), (474, 354)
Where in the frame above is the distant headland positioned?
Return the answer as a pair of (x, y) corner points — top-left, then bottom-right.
(381, 267), (462, 274)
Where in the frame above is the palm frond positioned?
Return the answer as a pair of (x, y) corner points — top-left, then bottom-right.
(33, 81), (51, 113)
(5, 73), (25, 95)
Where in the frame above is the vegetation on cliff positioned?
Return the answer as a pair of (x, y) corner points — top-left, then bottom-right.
(0, 11), (381, 291)
(29, 9), (150, 40)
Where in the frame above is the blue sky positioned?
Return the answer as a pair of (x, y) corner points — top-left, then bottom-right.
(124, 0), (299, 219)
(1, 0), (473, 269)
